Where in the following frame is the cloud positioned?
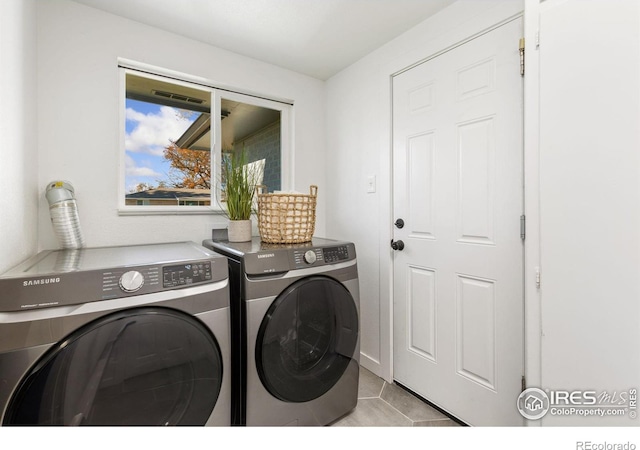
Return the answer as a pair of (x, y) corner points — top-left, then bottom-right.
(125, 105), (194, 156)
(125, 155), (162, 178)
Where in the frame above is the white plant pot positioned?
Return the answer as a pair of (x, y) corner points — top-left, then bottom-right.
(228, 219), (252, 242)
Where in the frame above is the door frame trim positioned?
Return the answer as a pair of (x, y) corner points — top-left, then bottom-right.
(392, 14), (524, 78)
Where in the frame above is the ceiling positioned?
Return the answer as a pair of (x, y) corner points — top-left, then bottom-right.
(70, 0), (455, 80)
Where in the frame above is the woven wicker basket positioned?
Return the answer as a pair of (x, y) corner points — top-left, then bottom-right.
(256, 185), (317, 244)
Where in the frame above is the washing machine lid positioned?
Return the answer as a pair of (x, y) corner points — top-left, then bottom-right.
(0, 242), (228, 312)
(202, 237), (356, 275)
(1, 241), (220, 277)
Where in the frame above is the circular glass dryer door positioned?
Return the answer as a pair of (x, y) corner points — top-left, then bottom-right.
(256, 276), (359, 403)
(3, 307), (223, 426)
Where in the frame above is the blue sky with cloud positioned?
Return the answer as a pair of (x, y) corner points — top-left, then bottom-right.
(125, 100), (195, 192)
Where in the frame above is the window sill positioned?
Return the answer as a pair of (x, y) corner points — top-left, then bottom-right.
(117, 206), (227, 216)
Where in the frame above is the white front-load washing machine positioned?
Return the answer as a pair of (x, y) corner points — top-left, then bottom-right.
(0, 241), (231, 426)
(202, 237), (360, 426)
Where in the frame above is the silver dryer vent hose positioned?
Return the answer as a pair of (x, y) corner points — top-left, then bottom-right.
(45, 181), (85, 249)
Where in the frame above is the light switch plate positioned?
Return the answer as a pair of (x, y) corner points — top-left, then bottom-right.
(367, 175), (376, 193)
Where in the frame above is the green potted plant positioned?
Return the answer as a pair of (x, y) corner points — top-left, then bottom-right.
(222, 149), (260, 242)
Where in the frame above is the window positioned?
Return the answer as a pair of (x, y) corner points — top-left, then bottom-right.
(119, 64), (291, 214)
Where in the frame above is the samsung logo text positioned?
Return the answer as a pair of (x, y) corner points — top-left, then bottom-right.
(257, 253), (275, 259)
(23, 277), (61, 287)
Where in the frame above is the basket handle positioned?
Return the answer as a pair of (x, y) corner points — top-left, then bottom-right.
(310, 185), (318, 197)
(256, 184), (267, 195)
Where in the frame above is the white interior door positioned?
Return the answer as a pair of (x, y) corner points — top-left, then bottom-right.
(392, 18), (524, 426)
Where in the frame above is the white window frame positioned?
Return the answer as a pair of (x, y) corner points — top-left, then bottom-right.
(118, 60), (293, 215)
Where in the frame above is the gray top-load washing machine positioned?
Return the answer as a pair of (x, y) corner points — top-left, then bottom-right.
(0, 241), (231, 426)
(202, 237), (360, 426)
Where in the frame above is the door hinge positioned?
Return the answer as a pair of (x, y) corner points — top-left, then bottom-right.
(519, 37), (525, 76)
(520, 214), (526, 240)
(535, 267), (541, 289)
(522, 376), (527, 392)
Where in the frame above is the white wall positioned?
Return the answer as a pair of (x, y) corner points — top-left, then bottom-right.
(538, 0), (640, 426)
(326, 0), (523, 379)
(36, 0), (326, 250)
(0, 0), (38, 273)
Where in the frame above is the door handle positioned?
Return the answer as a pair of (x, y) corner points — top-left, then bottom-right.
(390, 240), (405, 251)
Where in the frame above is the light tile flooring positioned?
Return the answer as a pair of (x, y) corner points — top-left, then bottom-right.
(331, 367), (464, 427)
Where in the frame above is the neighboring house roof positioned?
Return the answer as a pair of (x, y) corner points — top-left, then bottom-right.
(126, 188), (210, 200)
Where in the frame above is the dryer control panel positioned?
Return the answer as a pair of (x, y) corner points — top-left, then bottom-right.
(293, 248), (323, 267)
(206, 238), (356, 276)
(322, 245), (350, 263)
(292, 245), (352, 269)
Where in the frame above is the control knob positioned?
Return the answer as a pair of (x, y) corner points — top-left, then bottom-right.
(119, 270), (144, 293)
(303, 250), (317, 264)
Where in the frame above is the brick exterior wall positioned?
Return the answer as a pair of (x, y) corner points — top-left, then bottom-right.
(236, 120), (281, 192)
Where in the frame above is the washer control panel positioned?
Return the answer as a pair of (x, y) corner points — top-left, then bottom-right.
(163, 262), (212, 288)
(101, 260), (213, 299)
(102, 266), (160, 297)
(0, 243), (227, 312)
